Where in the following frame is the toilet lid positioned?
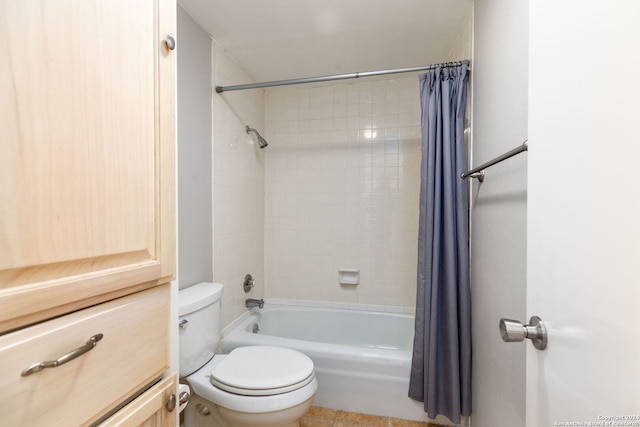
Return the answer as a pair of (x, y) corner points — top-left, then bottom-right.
(209, 346), (315, 396)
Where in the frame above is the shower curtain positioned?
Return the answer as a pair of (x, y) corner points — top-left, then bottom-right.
(409, 64), (471, 424)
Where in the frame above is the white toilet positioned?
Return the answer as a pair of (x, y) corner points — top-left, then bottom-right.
(179, 282), (318, 427)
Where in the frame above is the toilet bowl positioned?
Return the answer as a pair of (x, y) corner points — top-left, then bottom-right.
(179, 283), (317, 427)
(185, 347), (317, 427)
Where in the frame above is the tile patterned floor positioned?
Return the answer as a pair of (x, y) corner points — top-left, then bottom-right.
(300, 406), (445, 427)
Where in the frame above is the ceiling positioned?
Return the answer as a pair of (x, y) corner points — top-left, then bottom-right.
(178, 0), (472, 84)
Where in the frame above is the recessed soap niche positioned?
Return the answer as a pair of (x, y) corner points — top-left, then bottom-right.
(338, 268), (359, 285)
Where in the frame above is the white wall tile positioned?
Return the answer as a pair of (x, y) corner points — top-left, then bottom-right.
(264, 78), (421, 310)
(212, 40), (266, 329)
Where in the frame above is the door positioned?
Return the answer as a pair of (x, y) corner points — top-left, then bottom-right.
(527, 1), (640, 425)
(0, 0), (176, 332)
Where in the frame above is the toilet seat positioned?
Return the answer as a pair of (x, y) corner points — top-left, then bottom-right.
(187, 350), (318, 414)
(209, 346), (315, 396)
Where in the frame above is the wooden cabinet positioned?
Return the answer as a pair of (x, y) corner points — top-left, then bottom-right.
(0, 0), (177, 425)
(0, 286), (171, 426)
(0, 0), (176, 333)
(99, 375), (178, 427)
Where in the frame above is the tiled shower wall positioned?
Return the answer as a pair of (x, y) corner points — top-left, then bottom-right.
(212, 40), (266, 328)
(264, 78), (422, 309)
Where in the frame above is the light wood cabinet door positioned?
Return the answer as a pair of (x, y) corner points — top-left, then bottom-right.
(99, 375), (178, 427)
(0, 0), (176, 332)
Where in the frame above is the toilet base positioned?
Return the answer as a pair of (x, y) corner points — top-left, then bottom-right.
(184, 393), (312, 427)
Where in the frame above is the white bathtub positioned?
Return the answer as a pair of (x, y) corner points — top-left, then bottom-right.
(220, 305), (446, 424)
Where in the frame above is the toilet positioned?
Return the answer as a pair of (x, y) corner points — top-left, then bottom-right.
(179, 282), (318, 427)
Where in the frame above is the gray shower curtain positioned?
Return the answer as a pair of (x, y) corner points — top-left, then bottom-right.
(408, 64), (471, 424)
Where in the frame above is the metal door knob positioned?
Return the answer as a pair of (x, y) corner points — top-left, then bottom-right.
(499, 316), (547, 350)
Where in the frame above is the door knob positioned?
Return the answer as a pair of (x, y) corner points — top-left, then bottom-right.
(499, 316), (547, 350)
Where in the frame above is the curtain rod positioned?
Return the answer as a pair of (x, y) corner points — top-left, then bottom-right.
(461, 141), (528, 182)
(215, 60), (470, 93)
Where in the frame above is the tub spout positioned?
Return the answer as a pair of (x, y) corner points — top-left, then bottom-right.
(245, 298), (264, 309)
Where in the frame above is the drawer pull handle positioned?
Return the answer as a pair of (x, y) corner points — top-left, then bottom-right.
(166, 394), (177, 412)
(21, 333), (104, 376)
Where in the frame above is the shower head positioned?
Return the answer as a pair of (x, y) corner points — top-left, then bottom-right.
(245, 126), (268, 149)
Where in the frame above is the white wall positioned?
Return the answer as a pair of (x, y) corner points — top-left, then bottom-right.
(211, 41), (266, 329)
(175, 10), (212, 423)
(447, 3), (474, 62)
(263, 79), (422, 310)
(177, 7), (213, 290)
(471, 1), (529, 426)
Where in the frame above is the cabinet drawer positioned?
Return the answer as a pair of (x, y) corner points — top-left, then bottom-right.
(99, 374), (177, 427)
(0, 285), (169, 427)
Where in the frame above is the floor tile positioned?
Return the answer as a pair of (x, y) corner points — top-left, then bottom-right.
(305, 406), (337, 420)
(334, 422), (386, 427)
(389, 418), (429, 427)
(300, 417), (334, 427)
(335, 410), (388, 427)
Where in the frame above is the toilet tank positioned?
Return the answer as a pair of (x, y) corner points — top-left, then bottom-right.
(178, 282), (224, 377)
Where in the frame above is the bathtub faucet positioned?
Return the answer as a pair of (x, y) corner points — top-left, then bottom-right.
(245, 298), (264, 309)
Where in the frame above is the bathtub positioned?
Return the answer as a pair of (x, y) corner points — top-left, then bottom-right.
(220, 304), (443, 424)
